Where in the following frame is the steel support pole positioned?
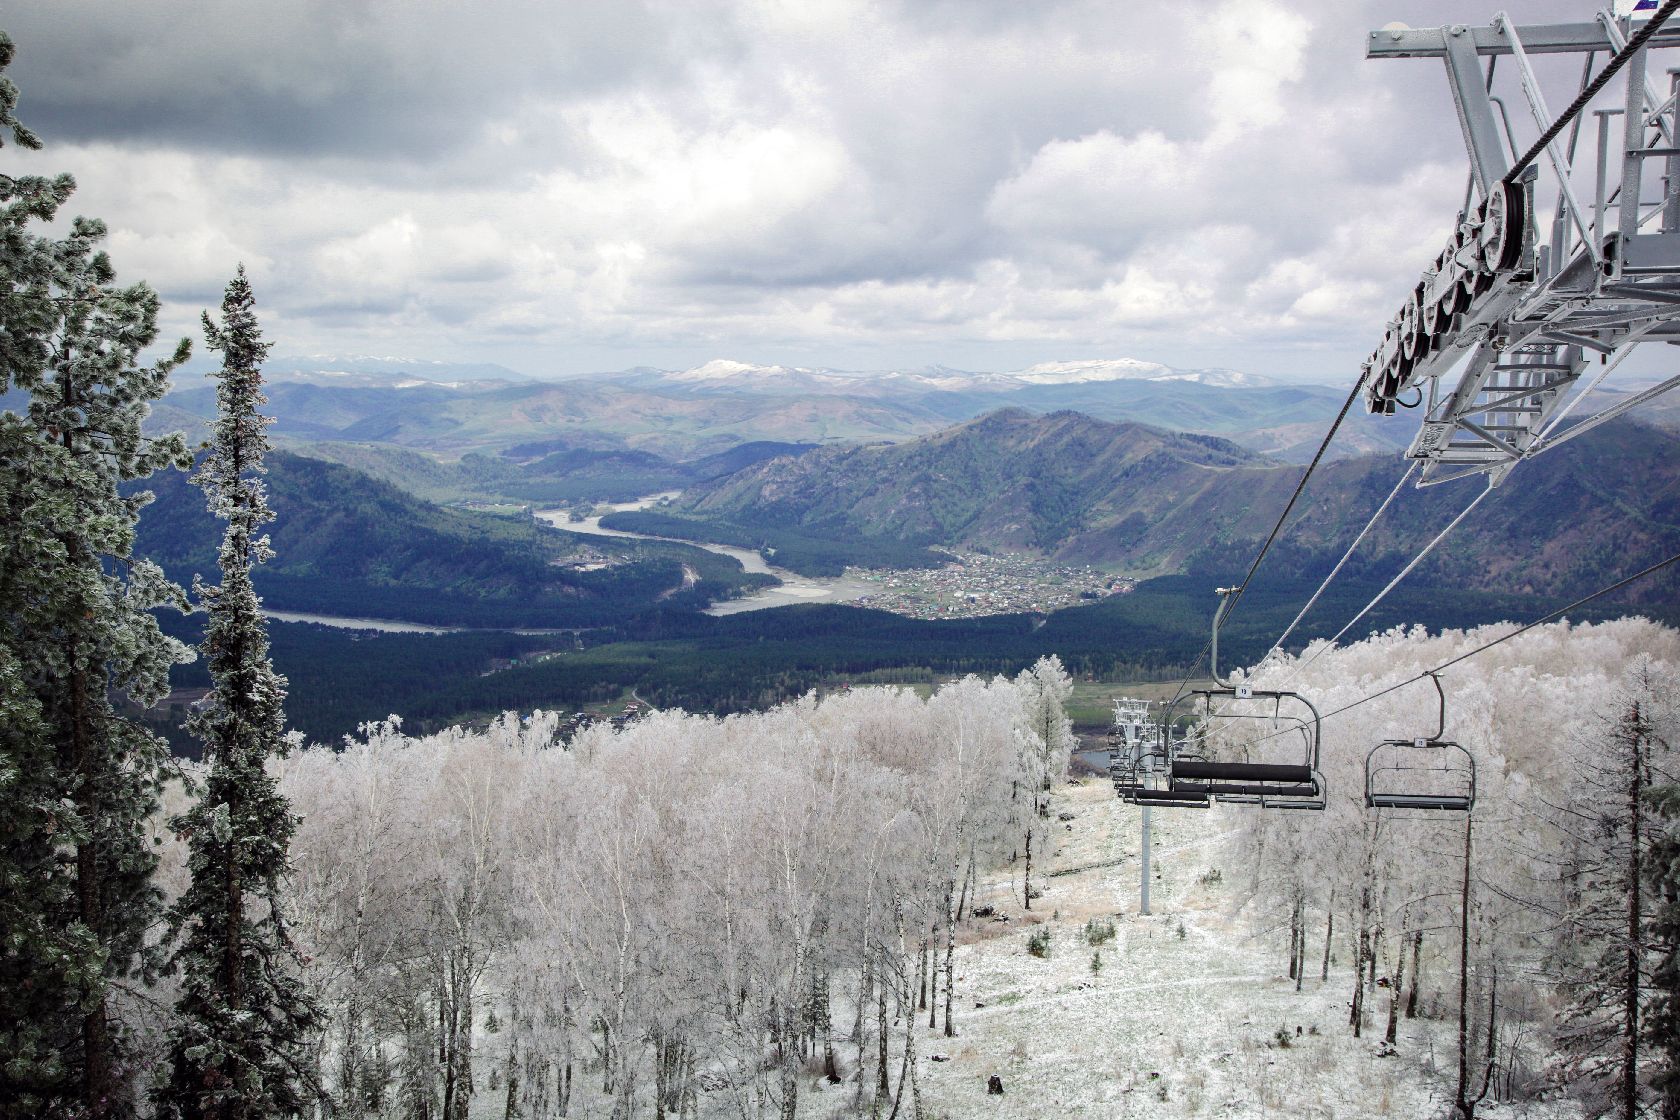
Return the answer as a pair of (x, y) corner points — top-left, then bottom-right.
(1443, 29), (1513, 196)
(1620, 44), (1651, 245)
(1140, 805), (1152, 915)
(1668, 70), (1680, 231)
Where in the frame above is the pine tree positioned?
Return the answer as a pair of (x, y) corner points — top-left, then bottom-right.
(0, 32), (194, 1117)
(159, 270), (319, 1120)
(1550, 672), (1671, 1120)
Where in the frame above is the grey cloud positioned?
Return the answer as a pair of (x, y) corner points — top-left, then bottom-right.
(0, 0), (1631, 378)
(6, 0), (681, 164)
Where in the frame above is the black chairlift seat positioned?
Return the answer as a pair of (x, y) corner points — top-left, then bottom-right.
(1367, 791), (1472, 811)
(1133, 592), (1328, 813)
(1131, 788), (1210, 807)
(1363, 674), (1476, 814)
(1181, 781), (1319, 799)
(1172, 761), (1314, 784)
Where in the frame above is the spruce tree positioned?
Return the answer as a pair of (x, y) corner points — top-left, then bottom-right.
(159, 269), (318, 1120)
(1550, 677), (1671, 1120)
(0, 31), (194, 1117)
(1646, 778), (1680, 1120)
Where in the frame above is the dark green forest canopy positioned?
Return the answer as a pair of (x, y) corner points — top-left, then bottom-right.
(131, 449), (772, 627)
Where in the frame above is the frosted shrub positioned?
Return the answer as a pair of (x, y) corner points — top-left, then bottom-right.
(1026, 928), (1052, 958)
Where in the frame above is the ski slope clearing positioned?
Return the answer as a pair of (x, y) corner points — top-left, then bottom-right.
(915, 778), (1573, 1119)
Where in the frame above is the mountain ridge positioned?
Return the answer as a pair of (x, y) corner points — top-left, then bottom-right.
(668, 408), (1680, 603)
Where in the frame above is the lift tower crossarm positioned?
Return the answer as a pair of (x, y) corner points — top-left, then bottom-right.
(1361, 8), (1680, 488)
(1367, 21), (1680, 60)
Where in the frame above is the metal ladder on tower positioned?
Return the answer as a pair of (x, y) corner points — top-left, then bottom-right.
(1411, 340), (1590, 487)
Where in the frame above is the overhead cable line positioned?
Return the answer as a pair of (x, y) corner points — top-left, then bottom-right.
(1216, 370), (1368, 631)
(1241, 548), (1680, 749)
(1281, 480), (1495, 686)
(1501, 0), (1680, 185)
(1161, 370), (1369, 712)
(1265, 461), (1418, 660)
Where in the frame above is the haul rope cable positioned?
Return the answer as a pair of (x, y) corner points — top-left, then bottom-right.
(1500, 0), (1680, 186)
(1264, 461), (1418, 660)
(1279, 481), (1495, 687)
(1161, 368), (1371, 712)
(1236, 548), (1680, 751)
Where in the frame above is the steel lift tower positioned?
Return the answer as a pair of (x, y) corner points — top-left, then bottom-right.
(1364, 7), (1680, 486)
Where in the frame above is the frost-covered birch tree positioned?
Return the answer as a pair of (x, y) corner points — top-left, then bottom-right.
(1014, 655), (1075, 909)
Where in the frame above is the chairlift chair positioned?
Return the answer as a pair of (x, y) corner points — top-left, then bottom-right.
(1160, 687), (1327, 811)
(1114, 589), (1326, 810)
(1364, 673), (1476, 812)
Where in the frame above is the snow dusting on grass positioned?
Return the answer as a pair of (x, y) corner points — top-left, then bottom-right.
(912, 778), (1575, 1120)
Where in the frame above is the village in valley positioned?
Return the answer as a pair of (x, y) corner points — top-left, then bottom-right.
(848, 552), (1136, 619)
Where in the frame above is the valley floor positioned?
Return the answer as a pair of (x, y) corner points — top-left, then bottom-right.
(907, 779), (1575, 1120)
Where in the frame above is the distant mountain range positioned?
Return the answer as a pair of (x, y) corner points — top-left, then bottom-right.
(140, 353), (1680, 609)
(131, 451), (771, 628)
(596, 356), (1277, 392)
(151, 355), (1425, 464)
(666, 408), (1680, 603)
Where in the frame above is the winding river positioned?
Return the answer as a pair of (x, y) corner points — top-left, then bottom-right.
(264, 493), (872, 633)
(533, 494), (873, 616)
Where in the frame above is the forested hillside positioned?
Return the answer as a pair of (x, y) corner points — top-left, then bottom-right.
(670, 408), (1680, 602)
(142, 624), (1680, 1119)
(133, 450), (773, 627)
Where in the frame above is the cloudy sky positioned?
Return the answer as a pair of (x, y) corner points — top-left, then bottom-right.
(6, 0), (1598, 381)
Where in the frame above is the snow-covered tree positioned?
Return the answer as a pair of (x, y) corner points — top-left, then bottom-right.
(1014, 655), (1075, 909)
(159, 270), (318, 1120)
(0, 34), (193, 1115)
(1231, 621), (1680, 1114)
(274, 675), (1039, 1119)
(1647, 773), (1680, 1120)
(1549, 665), (1675, 1120)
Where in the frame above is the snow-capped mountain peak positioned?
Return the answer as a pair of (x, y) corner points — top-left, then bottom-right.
(1014, 359), (1272, 388)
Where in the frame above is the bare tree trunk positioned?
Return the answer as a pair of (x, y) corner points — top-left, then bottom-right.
(955, 844), (974, 924)
(1350, 927), (1366, 1038)
(915, 939), (927, 1013)
(505, 1032), (520, 1120)
(1322, 890), (1334, 982)
(1407, 930), (1422, 1019)
(943, 883), (956, 1038)
(1023, 827), (1034, 911)
(1623, 705), (1645, 1120)
(1387, 923), (1406, 1046)
(1288, 895), (1301, 981)
(854, 960), (871, 1114)
(1454, 815), (1474, 1120)
(872, 979), (888, 1119)
(926, 928), (937, 1030)
(885, 1007), (915, 1120)
(1482, 955), (1498, 1105)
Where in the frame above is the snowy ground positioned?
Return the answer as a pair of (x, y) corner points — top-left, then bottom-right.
(909, 778), (1571, 1120)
